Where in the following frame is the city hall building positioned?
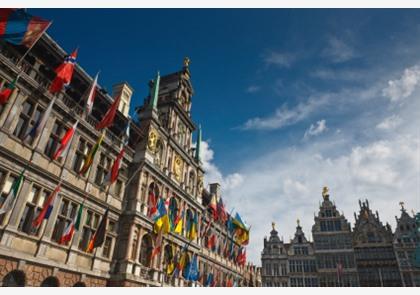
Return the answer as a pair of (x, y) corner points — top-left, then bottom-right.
(0, 33), (260, 287)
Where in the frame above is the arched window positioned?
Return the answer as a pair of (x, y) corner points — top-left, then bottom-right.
(40, 276), (59, 287)
(73, 282), (86, 287)
(168, 197), (178, 230)
(2, 270), (25, 287)
(155, 140), (164, 167)
(139, 234), (153, 267)
(131, 229), (139, 260)
(163, 244), (173, 269)
(188, 171), (195, 194)
(185, 209), (193, 237)
(147, 183), (160, 217)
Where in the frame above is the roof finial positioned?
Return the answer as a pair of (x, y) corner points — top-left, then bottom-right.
(184, 56), (191, 68)
(271, 221), (276, 231)
(322, 186), (329, 200)
(150, 71), (160, 110)
(297, 219), (300, 226)
(399, 201), (405, 211)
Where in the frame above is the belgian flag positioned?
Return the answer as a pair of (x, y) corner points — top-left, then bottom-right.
(87, 208), (109, 252)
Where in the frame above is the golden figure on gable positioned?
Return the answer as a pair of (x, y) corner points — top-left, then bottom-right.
(147, 129), (158, 153)
(173, 154), (183, 182)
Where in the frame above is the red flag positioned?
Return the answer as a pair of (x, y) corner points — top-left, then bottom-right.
(102, 147), (125, 186)
(49, 49), (78, 94)
(95, 95), (121, 130)
(32, 184), (60, 228)
(148, 191), (158, 218)
(151, 228), (163, 260)
(53, 120), (78, 160)
(0, 78), (16, 104)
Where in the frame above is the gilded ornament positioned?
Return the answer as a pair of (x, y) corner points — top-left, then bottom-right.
(173, 154), (183, 181)
(147, 129), (158, 152)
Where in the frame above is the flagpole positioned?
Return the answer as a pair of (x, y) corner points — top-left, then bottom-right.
(16, 21), (53, 67)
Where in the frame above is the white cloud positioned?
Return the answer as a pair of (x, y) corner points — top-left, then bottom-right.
(376, 114), (402, 130)
(246, 85), (260, 93)
(304, 119), (327, 139)
(217, 64), (420, 265)
(199, 140), (243, 191)
(263, 51), (295, 68)
(239, 95), (329, 131)
(322, 36), (355, 63)
(382, 65), (420, 102)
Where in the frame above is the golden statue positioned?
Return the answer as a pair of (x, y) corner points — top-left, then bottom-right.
(272, 222), (276, 231)
(399, 201), (405, 210)
(183, 57), (191, 67)
(173, 154), (183, 181)
(297, 219), (300, 226)
(147, 129), (158, 152)
(322, 186), (329, 200)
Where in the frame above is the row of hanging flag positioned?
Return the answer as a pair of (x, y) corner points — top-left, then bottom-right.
(0, 9), (129, 254)
(163, 242), (241, 287)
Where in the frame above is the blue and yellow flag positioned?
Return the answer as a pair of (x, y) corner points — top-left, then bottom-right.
(153, 198), (170, 234)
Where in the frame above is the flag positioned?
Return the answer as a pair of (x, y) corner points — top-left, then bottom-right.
(147, 190), (158, 218)
(217, 197), (227, 223)
(102, 147), (124, 187)
(187, 212), (197, 241)
(53, 120), (78, 160)
(236, 247), (246, 266)
(122, 122), (130, 145)
(205, 273), (214, 287)
(87, 208), (108, 252)
(96, 95), (121, 130)
(49, 49), (78, 94)
(79, 131), (105, 176)
(0, 78), (16, 105)
(59, 203), (83, 244)
(232, 212), (250, 246)
(207, 234), (216, 251)
(153, 198), (170, 234)
(32, 183), (60, 228)
(174, 208), (184, 234)
(23, 96), (56, 144)
(0, 9), (51, 47)
(209, 194), (217, 220)
(166, 244), (176, 275)
(185, 254), (199, 281)
(0, 170), (24, 215)
(151, 228), (163, 260)
(85, 72), (98, 117)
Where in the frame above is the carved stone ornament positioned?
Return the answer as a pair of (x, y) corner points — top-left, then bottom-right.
(173, 154), (183, 181)
(197, 174), (204, 194)
(147, 129), (158, 153)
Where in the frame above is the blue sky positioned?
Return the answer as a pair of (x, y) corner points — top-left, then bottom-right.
(32, 9), (420, 264)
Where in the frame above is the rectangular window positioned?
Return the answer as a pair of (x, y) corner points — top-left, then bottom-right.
(95, 153), (111, 186)
(102, 236), (113, 258)
(51, 199), (78, 245)
(13, 99), (42, 144)
(0, 171), (17, 225)
(72, 138), (92, 174)
(78, 209), (100, 251)
(44, 120), (66, 160)
(18, 185), (49, 235)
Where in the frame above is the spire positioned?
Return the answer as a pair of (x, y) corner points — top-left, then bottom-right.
(195, 124), (202, 162)
(150, 71), (160, 110)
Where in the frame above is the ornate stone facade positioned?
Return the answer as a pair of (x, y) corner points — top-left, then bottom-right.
(353, 200), (402, 286)
(0, 33), (257, 287)
(261, 188), (420, 287)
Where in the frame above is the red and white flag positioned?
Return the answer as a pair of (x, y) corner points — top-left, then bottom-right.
(85, 72), (99, 117)
(49, 48), (78, 94)
(53, 120), (78, 160)
(96, 94), (121, 130)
